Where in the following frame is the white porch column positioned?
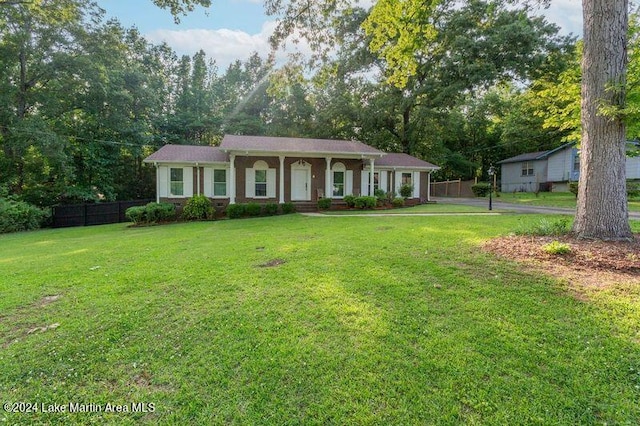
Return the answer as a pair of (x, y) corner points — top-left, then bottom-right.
(427, 172), (432, 202)
(279, 155), (285, 203)
(229, 154), (236, 204)
(369, 158), (375, 196)
(325, 157), (332, 198)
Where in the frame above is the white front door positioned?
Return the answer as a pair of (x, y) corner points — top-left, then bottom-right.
(292, 168), (310, 201)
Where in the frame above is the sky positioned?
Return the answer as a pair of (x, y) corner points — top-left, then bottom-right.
(99, 0), (583, 72)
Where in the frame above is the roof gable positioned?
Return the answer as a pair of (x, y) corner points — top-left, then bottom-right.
(498, 142), (576, 165)
(376, 153), (439, 170)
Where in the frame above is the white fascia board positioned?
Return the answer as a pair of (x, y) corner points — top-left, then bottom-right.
(145, 161), (230, 167)
(221, 149), (384, 159)
(371, 166), (441, 171)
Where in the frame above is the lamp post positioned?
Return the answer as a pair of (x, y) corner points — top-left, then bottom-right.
(488, 166), (495, 211)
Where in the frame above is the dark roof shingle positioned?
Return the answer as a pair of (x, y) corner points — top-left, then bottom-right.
(376, 153), (439, 169)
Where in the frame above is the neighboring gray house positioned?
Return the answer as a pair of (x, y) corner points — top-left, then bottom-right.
(498, 142), (640, 192)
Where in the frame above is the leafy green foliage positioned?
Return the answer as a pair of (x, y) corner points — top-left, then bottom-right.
(264, 203), (279, 216)
(354, 196), (376, 209)
(318, 198), (332, 210)
(226, 203), (245, 219)
(124, 206), (146, 224)
(569, 182), (579, 196)
(280, 202), (296, 214)
(182, 195), (215, 220)
(245, 203), (262, 217)
(392, 197), (405, 208)
(472, 183), (492, 197)
(145, 202), (177, 223)
(343, 195), (356, 208)
(0, 198), (49, 233)
(374, 189), (387, 205)
(399, 184), (413, 199)
(627, 181), (640, 198)
(542, 240), (572, 255)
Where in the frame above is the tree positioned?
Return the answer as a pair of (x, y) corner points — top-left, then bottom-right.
(573, 0), (632, 240)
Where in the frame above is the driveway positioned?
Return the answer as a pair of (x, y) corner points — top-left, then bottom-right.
(432, 197), (640, 220)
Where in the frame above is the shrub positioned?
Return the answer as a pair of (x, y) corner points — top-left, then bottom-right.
(145, 202), (176, 223)
(471, 182), (492, 197)
(281, 202), (296, 214)
(399, 183), (413, 198)
(514, 218), (570, 237)
(542, 240), (572, 255)
(318, 198), (332, 210)
(0, 198), (49, 233)
(264, 203), (279, 216)
(343, 195), (356, 208)
(374, 189), (387, 205)
(627, 181), (640, 198)
(354, 196), (376, 209)
(125, 206), (146, 224)
(568, 181), (579, 197)
(392, 197), (405, 208)
(246, 202), (262, 217)
(182, 195), (214, 220)
(226, 203), (245, 219)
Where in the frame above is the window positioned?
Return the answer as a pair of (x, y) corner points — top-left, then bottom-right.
(255, 170), (267, 197)
(573, 152), (580, 172)
(402, 172), (412, 185)
(521, 162), (534, 176)
(170, 168), (184, 196)
(333, 171), (345, 197)
(213, 169), (226, 197)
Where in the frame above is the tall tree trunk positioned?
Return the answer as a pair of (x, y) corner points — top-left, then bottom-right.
(573, 0), (632, 241)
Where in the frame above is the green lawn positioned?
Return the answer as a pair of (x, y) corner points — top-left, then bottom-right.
(498, 192), (640, 212)
(1, 215), (639, 424)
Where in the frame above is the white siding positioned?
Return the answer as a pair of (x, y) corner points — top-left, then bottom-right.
(361, 171), (369, 196)
(626, 156), (640, 179)
(395, 171), (403, 194)
(499, 160), (546, 193)
(547, 148), (574, 182)
(413, 172), (420, 198)
(183, 167), (193, 197)
(380, 171), (388, 193)
(204, 168), (212, 197)
(267, 169), (276, 198)
(245, 169), (255, 198)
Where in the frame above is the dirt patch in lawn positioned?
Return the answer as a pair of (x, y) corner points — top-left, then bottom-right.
(257, 258), (286, 268)
(483, 235), (640, 295)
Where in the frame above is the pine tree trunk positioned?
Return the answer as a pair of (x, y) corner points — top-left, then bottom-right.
(573, 0), (632, 241)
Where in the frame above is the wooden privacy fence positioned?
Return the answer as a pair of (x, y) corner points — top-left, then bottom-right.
(430, 179), (476, 197)
(52, 199), (153, 228)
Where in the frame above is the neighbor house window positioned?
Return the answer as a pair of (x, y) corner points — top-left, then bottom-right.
(213, 169), (226, 197)
(521, 162), (534, 176)
(255, 170), (267, 197)
(402, 172), (412, 185)
(170, 168), (184, 196)
(333, 171), (345, 197)
(573, 152), (580, 172)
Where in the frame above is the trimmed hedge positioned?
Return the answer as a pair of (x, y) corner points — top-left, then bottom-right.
(125, 202), (176, 225)
(318, 198), (331, 210)
(182, 195), (215, 220)
(392, 197), (405, 208)
(471, 182), (492, 197)
(343, 195), (356, 208)
(226, 203), (245, 219)
(399, 184), (413, 198)
(354, 196), (376, 209)
(281, 202), (296, 214)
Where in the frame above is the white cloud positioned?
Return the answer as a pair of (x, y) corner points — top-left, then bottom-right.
(145, 21), (313, 72)
(538, 0), (583, 37)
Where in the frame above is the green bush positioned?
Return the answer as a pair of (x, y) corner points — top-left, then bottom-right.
(343, 195), (356, 208)
(281, 202), (296, 214)
(318, 198), (332, 210)
(226, 203), (245, 219)
(264, 203), (279, 216)
(542, 240), (572, 255)
(399, 183), (413, 198)
(0, 198), (49, 233)
(569, 181), (579, 197)
(145, 202), (176, 223)
(627, 181), (640, 198)
(125, 206), (146, 224)
(354, 196), (376, 209)
(246, 203), (262, 217)
(471, 182), (492, 197)
(182, 195), (214, 220)
(392, 197), (405, 208)
(374, 189), (387, 205)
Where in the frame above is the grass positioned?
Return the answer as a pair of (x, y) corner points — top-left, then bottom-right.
(498, 192), (640, 212)
(1, 215), (639, 424)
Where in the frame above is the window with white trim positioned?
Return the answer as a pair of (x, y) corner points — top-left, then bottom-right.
(572, 152), (580, 172)
(170, 168), (184, 196)
(521, 162), (534, 176)
(213, 169), (226, 196)
(402, 172), (412, 185)
(255, 170), (267, 197)
(332, 162), (346, 197)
